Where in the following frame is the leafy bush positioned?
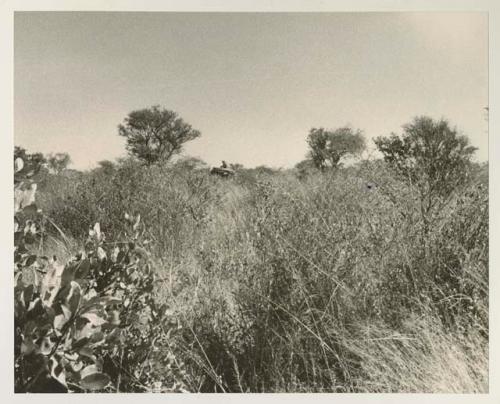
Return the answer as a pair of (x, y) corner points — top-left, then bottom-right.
(374, 117), (477, 234)
(15, 158), (117, 392)
(14, 156), (186, 393)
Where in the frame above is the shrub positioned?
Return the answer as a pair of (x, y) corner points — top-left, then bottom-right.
(15, 159), (118, 392)
(374, 116), (477, 234)
(14, 156), (186, 393)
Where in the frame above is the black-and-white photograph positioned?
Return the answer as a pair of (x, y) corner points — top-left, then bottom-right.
(6, 3), (496, 398)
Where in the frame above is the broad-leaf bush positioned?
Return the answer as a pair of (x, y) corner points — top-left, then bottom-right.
(15, 158), (118, 392)
(14, 156), (186, 393)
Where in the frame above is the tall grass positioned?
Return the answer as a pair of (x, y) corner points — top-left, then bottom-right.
(37, 158), (488, 392)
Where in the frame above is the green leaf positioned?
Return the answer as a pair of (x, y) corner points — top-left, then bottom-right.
(71, 337), (90, 351)
(80, 312), (107, 327)
(49, 356), (68, 390)
(61, 264), (78, 287)
(21, 337), (37, 355)
(64, 351), (79, 361)
(65, 281), (82, 314)
(74, 319), (94, 341)
(14, 271), (23, 287)
(97, 247), (107, 261)
(24, 255), (37, 267)
(78, 347), (96, 362)
(53, 304), (72, 331)
(69, 360), (84, 373)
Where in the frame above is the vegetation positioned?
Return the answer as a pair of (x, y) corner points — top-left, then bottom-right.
(118, 105), (201, 165)
(47, 153), (72, 175)
(374, 117), (477, 234)
(14, 146), (47, 177)
(14, 115), (488, 393)
(307, 127), (365, 170)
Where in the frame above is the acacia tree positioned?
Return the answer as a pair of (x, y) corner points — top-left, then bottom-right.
(96, 160), (116, 175)
(307, 127), (365, 170)
(374, 116), (477, 230)
(47, 152), (71, 174)
(118, 106), (201, 165)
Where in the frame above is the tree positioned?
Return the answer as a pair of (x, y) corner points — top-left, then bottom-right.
(172, 156), (208, 171)
(253, 165), (278, 176)
(118, 105), (201, 165)
(95, 160), (116, 175)
(294, 159), (317, 180)
(374, 116), (477, 230)
(14, 146), (47, 179)
(14, 146), (46, 170)
(47, 152), (71, 174)
(307, 127), (365, 170)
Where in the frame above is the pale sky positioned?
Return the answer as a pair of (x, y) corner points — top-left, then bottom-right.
(14, 12), (488, 170)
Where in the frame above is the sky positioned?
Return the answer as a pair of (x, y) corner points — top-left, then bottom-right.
(14, 12), (488, 170)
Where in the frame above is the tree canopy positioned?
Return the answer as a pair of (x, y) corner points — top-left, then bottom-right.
(374, 116), (477, 221)
(307, 127), (365, 170)
(47, 152), (72, 174)
(118, 105), (201, 165)
(15, 146), (46, 170)
(14, 146), (47, 179)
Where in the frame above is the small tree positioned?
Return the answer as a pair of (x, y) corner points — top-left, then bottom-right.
(294, 159), (317, 180)
(47, 152), (71, 174)
(172, 156), (208, 171)
(118, 106), (201, 165)
(95, 160), (116, 176)
(307, 127), (365, 170)
(14, 146), (47, 176)
(374, 116), (477, 230)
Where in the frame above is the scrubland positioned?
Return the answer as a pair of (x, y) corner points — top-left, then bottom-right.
(29, 157), (488, 393)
